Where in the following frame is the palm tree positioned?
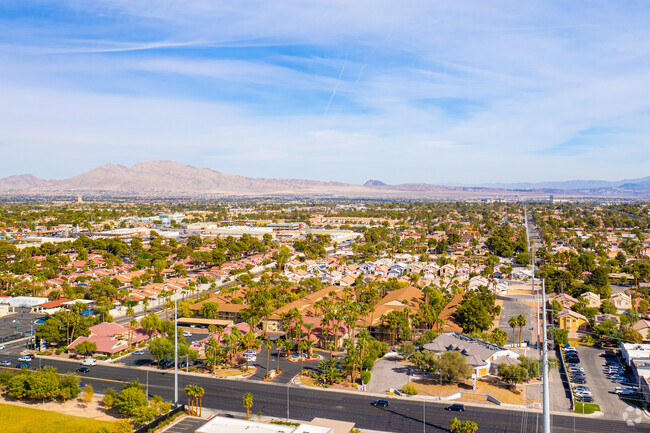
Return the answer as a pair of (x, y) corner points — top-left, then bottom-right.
(128, 319), (138, 349)
(195, 386), (205, 417)
(142, 297), (150, 315)
(242, 392), (253, 420)
(517, 313), (527, 348)
(264, 340), (273, 378)
(184, 385), (195, 414)
(508, 316), (518, 346)
(206, 337), (220, 375)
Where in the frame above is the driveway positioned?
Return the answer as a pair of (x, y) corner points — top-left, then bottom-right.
(161, 417), (208, 433)
(367, 354), (411, 393)
(498, 300), (533, 347)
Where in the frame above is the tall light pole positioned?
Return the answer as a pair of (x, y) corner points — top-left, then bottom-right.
(146, 370), (149, 401)
(422, 399), (426, 433)
(541, 279), (550, 433)
(286, 382), (290, 421)
(174, 298), (178, 406)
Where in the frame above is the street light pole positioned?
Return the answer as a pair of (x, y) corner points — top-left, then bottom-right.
(174, 298), (178, 406)
(423, 399), (426, 433)
(286, 382), (290, 421)
(146, 370), (149, 401)
(542, 279), (550, 433)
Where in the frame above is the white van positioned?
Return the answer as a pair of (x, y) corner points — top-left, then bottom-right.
(81, 358), (97, 366)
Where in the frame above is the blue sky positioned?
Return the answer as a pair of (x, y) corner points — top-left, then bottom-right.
(1, 1), (650, 184)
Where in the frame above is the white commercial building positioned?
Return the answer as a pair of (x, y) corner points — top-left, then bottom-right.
(196, 417), (335, 433)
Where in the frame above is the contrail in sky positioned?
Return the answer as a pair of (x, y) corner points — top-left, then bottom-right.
(324, 59), (347, 115)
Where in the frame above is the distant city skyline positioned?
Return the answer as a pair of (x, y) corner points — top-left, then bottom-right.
(1, 1), (649, 184)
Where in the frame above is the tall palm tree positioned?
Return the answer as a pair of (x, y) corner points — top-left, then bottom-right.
(242, 392), (253, 420)
(195, 386), (205, 417)
(517, 313), (527, 348)
(184, 385), (194, 414)
(508, 316), (518, 346)
(128, 319), (138, 350)
(264, 340), (273, 378)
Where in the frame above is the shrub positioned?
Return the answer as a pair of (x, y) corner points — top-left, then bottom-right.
(102, 387), (117, 408)
(401, 383), (418, 395)
(360, 370), (371, 384)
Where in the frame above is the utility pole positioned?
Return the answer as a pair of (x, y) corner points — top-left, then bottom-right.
(174, 298), (178, 406)
(541, 279), (550, 433)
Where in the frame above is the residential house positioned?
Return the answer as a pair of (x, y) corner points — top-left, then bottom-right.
(579, 291), (601, 309)
(549, 293), (579, 310)
(610, 293), (632, 313)
(594, 313), (621, 327)
(557, 309), (589, 338)
(633, 319), (650, 341)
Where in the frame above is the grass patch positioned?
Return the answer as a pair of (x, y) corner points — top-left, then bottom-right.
(299, 376), (322, 387)
(0, 403), (116, 433)
(573, 402), (600, 414)
(213, 367), (255, 377)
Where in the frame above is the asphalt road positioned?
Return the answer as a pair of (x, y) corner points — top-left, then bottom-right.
(1, 356), (647, 433)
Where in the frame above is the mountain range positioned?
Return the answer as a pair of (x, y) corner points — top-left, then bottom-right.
(0, 160), (648, 199)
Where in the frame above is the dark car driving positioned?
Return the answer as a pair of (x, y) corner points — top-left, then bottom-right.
(445, 404), (465, 411)
(371, 399), (389, 407)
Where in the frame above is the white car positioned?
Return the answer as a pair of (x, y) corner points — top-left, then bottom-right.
(243, 353), (257, 362)
(0, 344), (6, 350)
(183, 331), (192, 337)
(18, 355), (33, 362)
(615, 386), (635, 394)
(243, 350), (257, 356)
(81, 358), (97, 366)
(133, 350), (146, 355)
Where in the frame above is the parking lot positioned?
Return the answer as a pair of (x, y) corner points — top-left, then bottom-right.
(0, 311), (45, 342)
(566, 346), (639, 419)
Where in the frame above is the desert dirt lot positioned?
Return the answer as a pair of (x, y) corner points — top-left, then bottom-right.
(411, 376), (538, 405)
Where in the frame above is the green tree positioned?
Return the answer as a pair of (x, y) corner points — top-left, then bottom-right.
(115, 384), (149, 417)
(438, 351), (472, 383)
(75, 340), (97, 357)
(199, 302), (220, 319)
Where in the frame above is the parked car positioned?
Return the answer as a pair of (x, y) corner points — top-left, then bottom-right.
(572, 376), (586, 384)
(133, 350), (146, 355)
(611, 376), (626, 383)
(371, 399), (389, 408)
(0, 360), (11, 366)
(445, 404), (466, 412)
(574, 386), (590, 392)
(615, 386), (635, 394)
(16, 362), (29, 368)
(183, 331), (192, 337)
(243, 353), (257, 362)
(77, 367), (90, 373)
(576, 394), (594, 403)
(243, 350), (257, 356)
(0, 344), (6, 350)
(81, 358), (97, 366)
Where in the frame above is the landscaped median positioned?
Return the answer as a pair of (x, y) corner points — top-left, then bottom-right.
(212, 366), (256, 378)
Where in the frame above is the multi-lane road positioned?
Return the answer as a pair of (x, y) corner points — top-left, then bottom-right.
(0, 348), (646, 433)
